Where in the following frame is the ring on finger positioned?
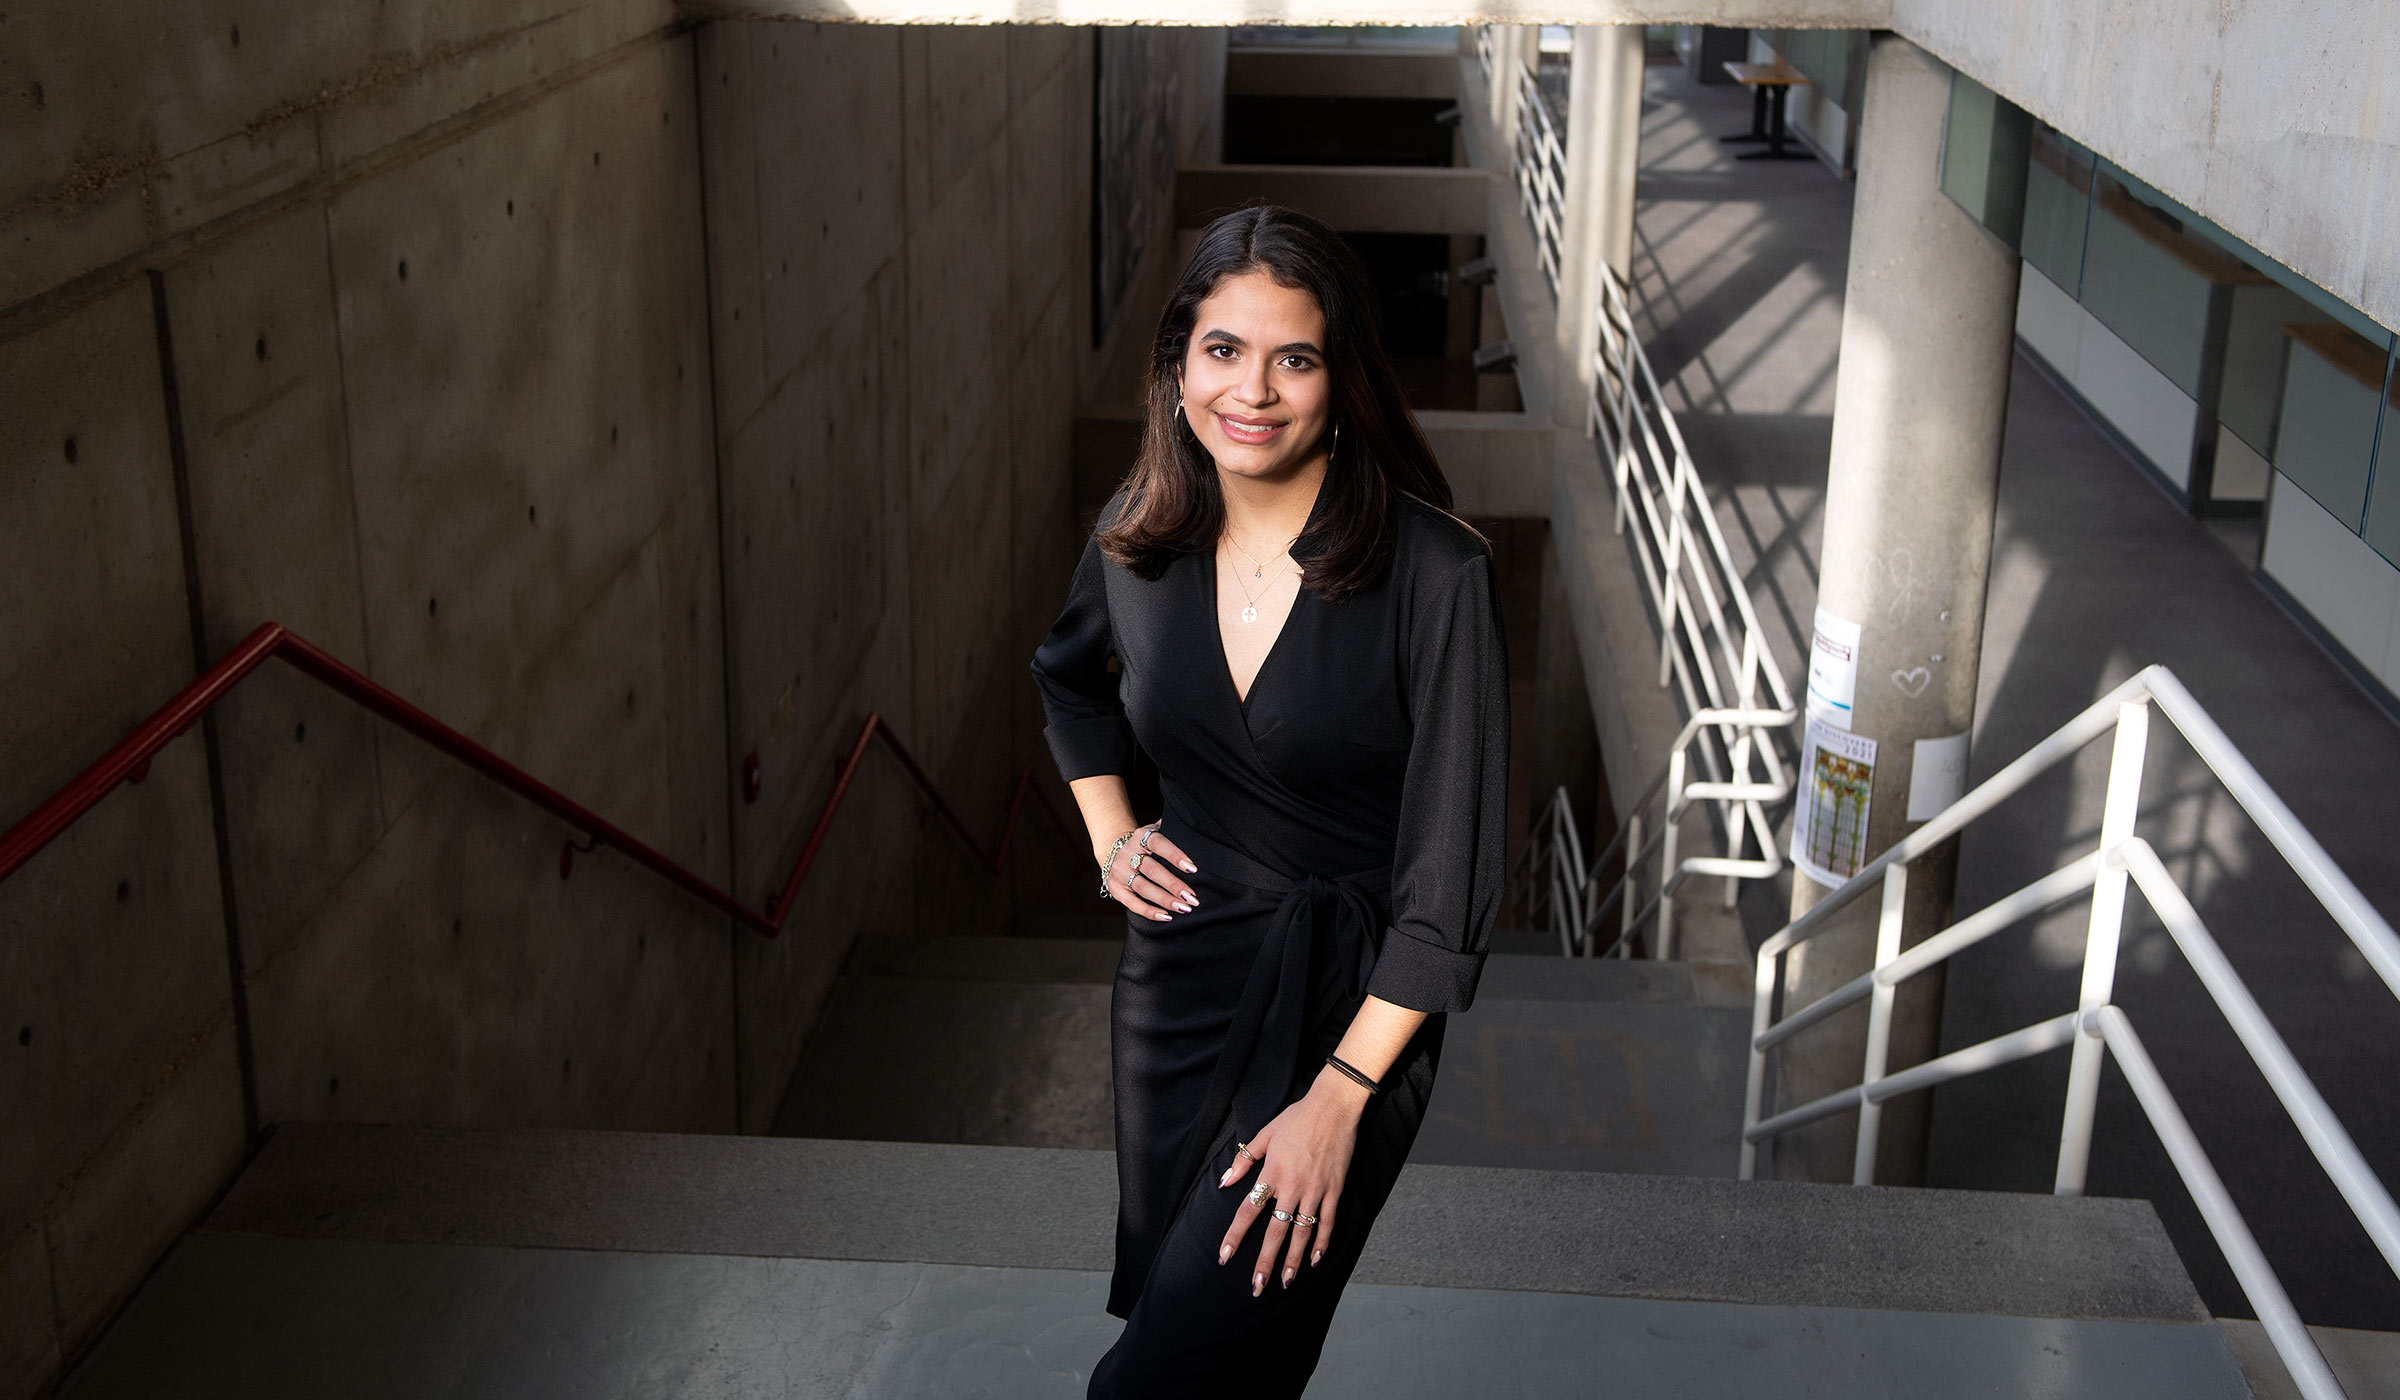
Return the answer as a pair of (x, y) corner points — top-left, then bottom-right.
(1271, 1208), (1292, 1223)
(1128, 852), (1147, 879)
(1293, 1212), (1317, 1228)
(1139, 826), (1156, 850)
(1245, 1181), (1273, 1208)
(1234, 1142), (1254, 1163)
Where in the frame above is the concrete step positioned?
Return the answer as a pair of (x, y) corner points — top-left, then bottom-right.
(1415, 992), (1752, 1176)
(782, 942), (1752, 1176)
(60, 1124), (2249, 1399)
(771, 972), (1114, 1149)
(865, 934), (1749, 1008)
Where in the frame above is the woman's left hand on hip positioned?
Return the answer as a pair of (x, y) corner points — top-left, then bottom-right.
(1214, 1070), (1374, 1295)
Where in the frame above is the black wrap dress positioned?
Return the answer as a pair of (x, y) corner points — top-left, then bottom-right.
(1031, 492), (1509, 1398)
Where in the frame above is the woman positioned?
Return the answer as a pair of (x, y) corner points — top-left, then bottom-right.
(1030, 205), (1508, 1396)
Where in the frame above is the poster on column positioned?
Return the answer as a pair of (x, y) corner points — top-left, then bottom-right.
(1805, 606), (1862, 729)
(1792, 716), (1877, 889)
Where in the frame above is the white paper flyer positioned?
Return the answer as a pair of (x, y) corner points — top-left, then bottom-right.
(1806, 606), (1862, 730)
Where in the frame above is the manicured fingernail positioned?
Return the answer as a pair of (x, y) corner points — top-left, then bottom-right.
(1281, 1268), (1295, 1288)
(1219, 1168), (1234, 1187)
(1173, 903), (1190, 913)
(1252, 1273), (1264, 1296)
(1311, 1250), (1322, 1266)
(1181, 860), (1198, 873)
(1182, 889), (1198, 904)
(1218, 1244), (1231, 1265)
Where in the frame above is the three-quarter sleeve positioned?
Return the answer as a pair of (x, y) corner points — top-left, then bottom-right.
(1031, 535), (1138, 781)
(1367, 552), (1510, 1014)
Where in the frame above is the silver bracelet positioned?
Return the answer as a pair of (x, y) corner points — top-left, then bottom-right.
(1098, 829), (1135, 900)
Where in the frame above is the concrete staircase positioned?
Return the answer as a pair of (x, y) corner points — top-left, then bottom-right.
(778, 936), (1755, 1178)
(65, 1123), (2249, 1397)
(52, 931), (2288, 1395)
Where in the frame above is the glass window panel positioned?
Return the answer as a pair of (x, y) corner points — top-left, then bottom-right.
(2221, 280), (2318, 455)
(1767, 28), (1855, 101)
(2276, 324), (2390, 528)
(1941, 78), (1997, 218)
(2179, 209), (2393, 347)
(2021, 126), (2093, 294)
(2079, 170), (2238, 397)
(1941, 74), (2029, 247)
(2363, 356), (2400, 564)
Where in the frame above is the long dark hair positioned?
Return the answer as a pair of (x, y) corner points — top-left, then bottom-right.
(1096, 205), (1455, 602)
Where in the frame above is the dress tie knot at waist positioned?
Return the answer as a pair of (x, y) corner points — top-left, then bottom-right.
(1163, 826), (1391, 1211)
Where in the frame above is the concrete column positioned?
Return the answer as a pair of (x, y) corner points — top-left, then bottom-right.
(1491, 27), (1530, 157)
(1771, 36), (2023, 1186)
(1551, 25), (1644, 433)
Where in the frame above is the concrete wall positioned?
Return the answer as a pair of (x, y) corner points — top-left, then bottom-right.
(1420, 411), (1554, 516)
(0, 12), (1217, 1395)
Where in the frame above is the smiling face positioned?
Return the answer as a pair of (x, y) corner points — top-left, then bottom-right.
(1178, 268), (1334, 485)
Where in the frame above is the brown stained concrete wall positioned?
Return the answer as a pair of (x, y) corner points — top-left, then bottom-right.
(0, 10), (1218, 1394)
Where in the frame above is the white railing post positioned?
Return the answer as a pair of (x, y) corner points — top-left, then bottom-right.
(1723, 724), (1756, 910)
(1611, 279), (1635, 535)
(1853, 861), (1911, 1185)
(2095, 1010), (2348, 1400)
(1656, 459), (1685, 688)
(1741, 945), (1778, 1180)
(1621, 810), (1642, 956)
(2056, 699), (2152, 1195)
(1658, 747), (1685, 960)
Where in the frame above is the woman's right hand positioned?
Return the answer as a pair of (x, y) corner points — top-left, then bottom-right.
(1103, 822), (1202, 921)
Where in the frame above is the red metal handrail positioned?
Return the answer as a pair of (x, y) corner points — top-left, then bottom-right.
(0, 622), (1072, 934)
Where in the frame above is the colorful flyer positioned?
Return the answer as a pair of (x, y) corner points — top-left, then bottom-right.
(1792, 715), (1877, 888)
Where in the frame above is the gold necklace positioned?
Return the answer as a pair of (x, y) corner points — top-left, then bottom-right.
(1230, 553), (1290, 625)
(1227, 529), (1300, 581)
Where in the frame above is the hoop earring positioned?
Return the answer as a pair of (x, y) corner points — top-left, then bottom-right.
(1329, 423), (1340, 461)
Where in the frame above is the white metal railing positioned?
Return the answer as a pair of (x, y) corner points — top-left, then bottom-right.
(1521, 259), (1800, 959)
(1510, 58), (1565, 293)
(1740, 664), (2400, 1400)
(1490, 29), (1795, 959)
(1593, 260), (1798, 764)
(1474, 25), (1493, 89)
(1514, 702), (1794, 959)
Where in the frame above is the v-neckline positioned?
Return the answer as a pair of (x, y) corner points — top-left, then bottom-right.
(1209, 548), (1300, 714)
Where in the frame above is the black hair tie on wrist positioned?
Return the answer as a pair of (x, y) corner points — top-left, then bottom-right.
(1325, 1053), (1382, 1096)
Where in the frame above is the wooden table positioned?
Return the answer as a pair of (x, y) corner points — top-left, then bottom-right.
(1720, 60), (1813, 162)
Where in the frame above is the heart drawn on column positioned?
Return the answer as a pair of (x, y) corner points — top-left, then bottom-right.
(1891, 667), (1932, 697)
